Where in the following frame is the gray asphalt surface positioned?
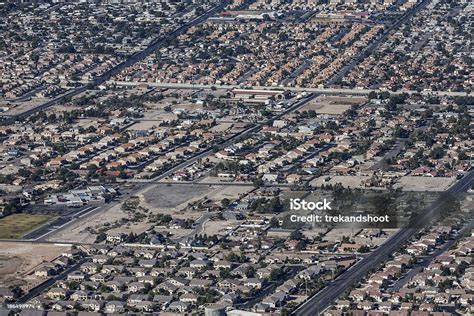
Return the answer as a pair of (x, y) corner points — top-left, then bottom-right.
(292, 170), (473, 316)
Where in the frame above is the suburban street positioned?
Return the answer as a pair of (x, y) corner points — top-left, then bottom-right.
(389, 217), (474, 292)
(326, 0), (432, 86)
(169, 211), (217, 243)
(292, 170), (474, 316)
(17, 258), (89, 304)
(370, 139), (406, 171)
(30, 93), (320, 242)
(1, 1), (230, 123)
(22, 206), (97, 241)
(2, 1), (472, 315)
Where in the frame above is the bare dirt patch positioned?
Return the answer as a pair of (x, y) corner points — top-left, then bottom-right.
(299, 95), (366, 115)
(45, 202), (129, 244)
(201, 219), (243, 236)
(46, 184), (223, 243)
(310, 175), (373, 189)
(394, 176), (455, 191)
(142, 184), (217, 209)
(0, 242), (66, 289)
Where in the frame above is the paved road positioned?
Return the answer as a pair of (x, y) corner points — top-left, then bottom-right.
(281, 58), (312, 86)
(34, 199), (123, 242)
(169, 212), (216, 243)
(326, 0), (432, 86)
(237, 266), (305, 309)
(17, 258), (89, 304)
(1, 1), (230, 124)
(292, 169), (474, 316)
(129, 180), (285, 187)
(22, 206), (97, 240)
(107, 81), (470, 97)
(370, 139), (406, 171)
(97, 0), (473, 99)
(0, 239), (89, 246)
(136, 92), (321, 184)
(40, 93), (321, 242)
(389, 217), (474, 292)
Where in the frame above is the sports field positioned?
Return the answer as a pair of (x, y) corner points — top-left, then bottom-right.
(0, 214), (55, 239)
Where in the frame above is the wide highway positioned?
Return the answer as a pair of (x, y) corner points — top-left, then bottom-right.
(107, 81), (471, 97)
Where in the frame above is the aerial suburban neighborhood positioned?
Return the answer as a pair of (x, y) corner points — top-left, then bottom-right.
(0, 0), (472, 316)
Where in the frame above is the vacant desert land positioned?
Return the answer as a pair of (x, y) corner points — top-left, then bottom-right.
(0, 214), (56, 239)
(142, 184), (218, 210)
(201, 219), (243, 236)
(394, 176), (455, 191)
(310, 175), (373, 189)
(298, 95), (366, 114)
(0, 242), (66, 289)
(45, 184), (235, 243)
(45, 181), (259, 243)
(45, 203), (128, 244)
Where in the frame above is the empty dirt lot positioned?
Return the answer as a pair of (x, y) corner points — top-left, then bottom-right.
(142, 184), (216, 209)
(0, 242), (66, 289)
(45, 184), (238, 243)
(298, 95), (366, 115)
(394, 176), (455, 191)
